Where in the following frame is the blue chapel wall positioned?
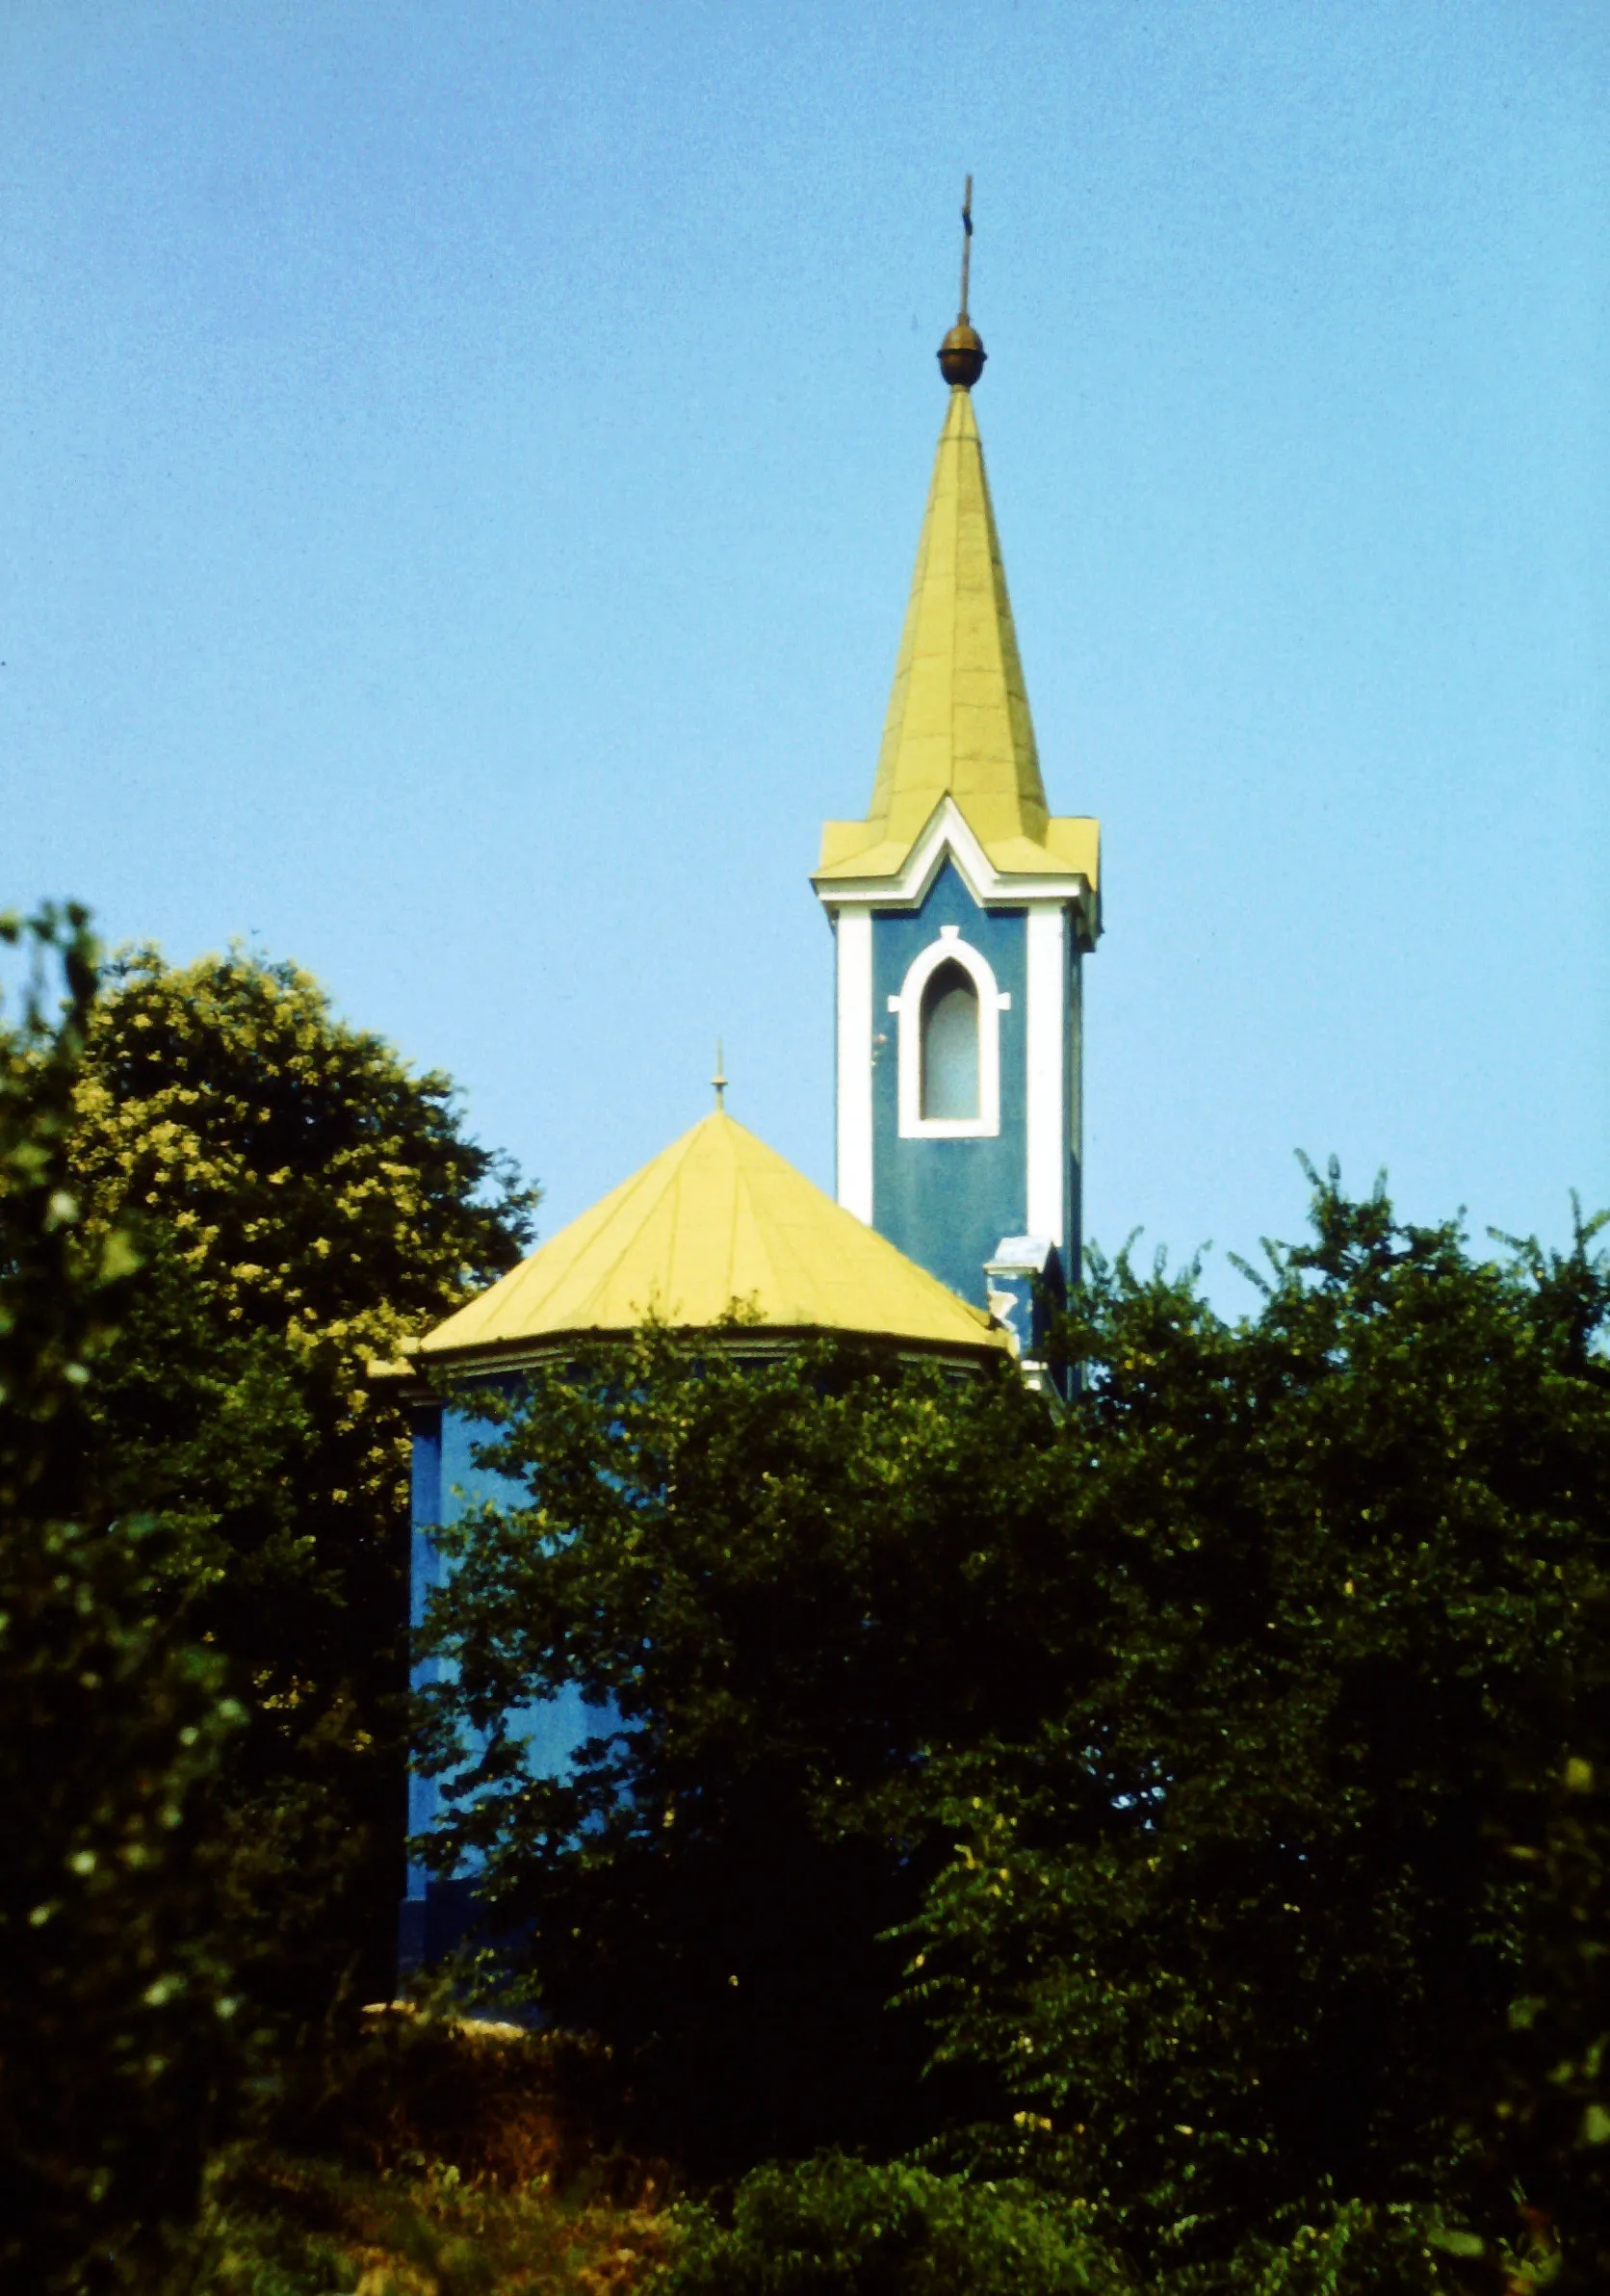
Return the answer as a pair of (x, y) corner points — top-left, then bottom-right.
(404, 1388), (597, 1946)
(871, 860), (1028, 1307)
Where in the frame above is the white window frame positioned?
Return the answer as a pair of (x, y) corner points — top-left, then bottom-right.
(888, 926), (1010, 1139)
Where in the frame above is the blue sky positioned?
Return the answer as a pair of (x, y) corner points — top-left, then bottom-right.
(4, 0), (1606, 1298)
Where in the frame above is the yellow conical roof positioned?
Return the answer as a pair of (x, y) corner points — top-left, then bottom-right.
(419, 1109), (1007, 1367)
(870, 386), (1047, 851)
(816, 386), (1099, 900)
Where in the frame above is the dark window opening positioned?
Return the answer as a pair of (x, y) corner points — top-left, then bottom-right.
(921, 960), (979, 1120)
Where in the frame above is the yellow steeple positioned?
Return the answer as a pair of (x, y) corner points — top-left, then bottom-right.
(816, 220), (1099, 906)
(868, 383), (1048, 854)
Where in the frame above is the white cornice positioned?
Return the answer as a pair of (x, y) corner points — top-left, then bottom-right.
(813, 796), (1098, 931)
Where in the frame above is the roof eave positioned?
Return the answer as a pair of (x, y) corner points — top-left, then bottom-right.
(380, 1322), (1008, 1395)
(814, 796), (1101, 943)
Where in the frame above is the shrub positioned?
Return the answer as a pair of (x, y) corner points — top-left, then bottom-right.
(660, 2153), (1128, 2296)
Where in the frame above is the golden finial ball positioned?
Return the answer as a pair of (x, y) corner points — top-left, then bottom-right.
(938, 321), (986, 387)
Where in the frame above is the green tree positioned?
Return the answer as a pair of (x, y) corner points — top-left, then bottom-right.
(1476, 1600), (1610, 2288)
(65, 944), (538, 2034)
(0, 907), (244, 2290)
(908, 1177), (1610, 2282)
(418, 1174), (1610, 2285)
(415, 1325), (1054, 2167)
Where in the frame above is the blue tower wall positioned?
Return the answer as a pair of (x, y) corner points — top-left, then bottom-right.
(870, 860), (1027, 1307)
(402, 1390), (598, 1978)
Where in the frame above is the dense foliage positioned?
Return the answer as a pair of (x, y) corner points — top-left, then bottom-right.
(416, 1326), (1054, 2164)
(419, 1178), (1610, 2286)
(0, 909), (244, 2289)
(0, 913), (544, 2278)
(66, 944), (538, 2025)
(6, 901), (1605, 2291)
(662, 2154), (1125, 2296)
(910, 1182), (1610, 2280)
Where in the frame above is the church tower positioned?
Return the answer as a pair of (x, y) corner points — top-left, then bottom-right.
(813, 192), (1100, 1365)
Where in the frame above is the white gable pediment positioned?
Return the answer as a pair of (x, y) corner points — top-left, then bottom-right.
(815, 796), (1094, 916)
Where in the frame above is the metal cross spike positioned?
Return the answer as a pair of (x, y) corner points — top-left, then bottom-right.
(958, 173), (974, 323)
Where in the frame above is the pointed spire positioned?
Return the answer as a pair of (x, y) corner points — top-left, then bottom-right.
(862, 385), (1048, 855)
(814, 196), (1100, 917)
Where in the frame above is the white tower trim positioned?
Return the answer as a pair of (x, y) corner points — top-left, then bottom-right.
(835, 907), (874, 1223)
(1025, 904), (1068, 1245)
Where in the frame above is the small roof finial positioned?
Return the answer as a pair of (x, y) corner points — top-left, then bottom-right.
(712, 1038), (727, 1111)
(938, 175), (987, 389)
(958, 171), (974, 323)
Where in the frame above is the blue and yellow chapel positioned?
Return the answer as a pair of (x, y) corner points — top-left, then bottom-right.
(398, 220), (1102, 1967)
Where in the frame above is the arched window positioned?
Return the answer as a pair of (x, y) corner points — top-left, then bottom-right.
(921, 960), (979, 1120)
(890, 926), (1006, 1138)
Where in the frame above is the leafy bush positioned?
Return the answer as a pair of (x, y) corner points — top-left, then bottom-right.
(660, 2154), (1127, 2296)
(1161, 2205), (1496, 2296)
(664, 2179), (1518, 2296)
(0, 907), (246, 2289)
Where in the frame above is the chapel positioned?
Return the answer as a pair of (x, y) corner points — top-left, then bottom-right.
(397, 205), (1101, 1970)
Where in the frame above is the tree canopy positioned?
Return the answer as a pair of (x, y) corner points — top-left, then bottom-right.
(7, 904), (1605, 2290)
(0, 909), (243, 2289)
(416, 1324), (1055, 2164)
(1, 917), (548, 2278)
(418, 1175), (1610, 2286)
(910, 1178), (1610, 2279)
(65, 942), (539, 2029)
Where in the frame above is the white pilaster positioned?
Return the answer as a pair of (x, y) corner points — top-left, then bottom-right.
(1025, 904), (1068, 1245)
(835, 907), (874, 1223)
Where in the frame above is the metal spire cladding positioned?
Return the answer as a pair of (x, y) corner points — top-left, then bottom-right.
(863, 381), (1048, 857)
(817, 202), (1098, 899)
